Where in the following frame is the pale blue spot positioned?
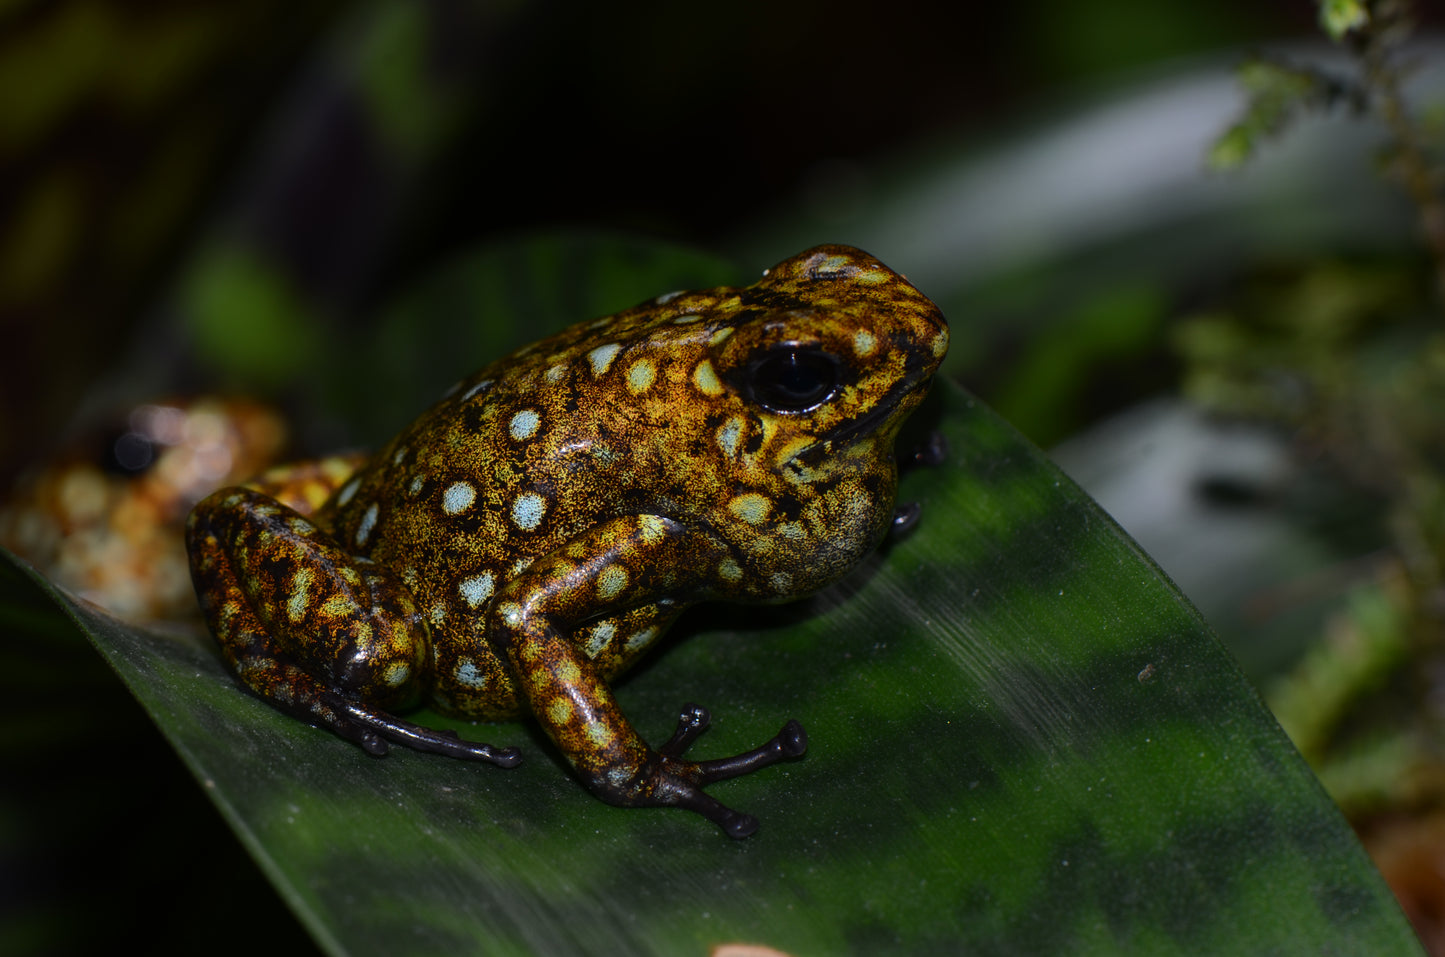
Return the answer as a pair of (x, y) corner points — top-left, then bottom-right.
(626, 359), (656, 394)
(511, 492), (546, 531)
(454, 659), (488, 690)
(336, 477), (361, 507)
(624, 627), (657, 651)
(509, 409), (541, 441)
(585, 621), (617, 658)
(458, 572), (495, 608)
(442, 481), (476, 515)
(715, 417), (742, 458)
(355, 503), (379, 546)
(586, 343), (622, 376)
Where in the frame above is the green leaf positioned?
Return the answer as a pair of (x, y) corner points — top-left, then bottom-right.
(4, 373), (1420, 954)
(1207, 122), (1255, 172)
(1318, 0), (1370, 41)
(183, 244), (325, 388)
(1206, 58), (1339, 174)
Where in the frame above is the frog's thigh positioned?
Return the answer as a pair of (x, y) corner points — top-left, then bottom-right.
(186, 487), (430, 716)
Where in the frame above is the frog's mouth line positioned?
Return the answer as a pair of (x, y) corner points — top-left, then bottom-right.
(800, 371), (932, 463)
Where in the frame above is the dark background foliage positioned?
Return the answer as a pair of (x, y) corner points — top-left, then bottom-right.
(0, 0), (1336, 479)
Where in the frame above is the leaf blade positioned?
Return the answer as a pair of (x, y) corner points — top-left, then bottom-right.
(7, 374), (1420, 954)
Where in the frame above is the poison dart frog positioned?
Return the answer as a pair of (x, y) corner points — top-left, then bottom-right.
(186, 245), (949, 837)
(0, 397), (291, 621)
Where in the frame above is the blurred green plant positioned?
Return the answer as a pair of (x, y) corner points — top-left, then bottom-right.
(1186, 0), (1445, 829)
(1210, 0), (1445, 292)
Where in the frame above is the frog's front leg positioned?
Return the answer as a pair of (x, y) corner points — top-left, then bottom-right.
(496, 514), (806, 838)
(186, 487), (519, 766)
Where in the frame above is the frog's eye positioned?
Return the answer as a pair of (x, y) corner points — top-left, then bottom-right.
(741, 346), (842, 414)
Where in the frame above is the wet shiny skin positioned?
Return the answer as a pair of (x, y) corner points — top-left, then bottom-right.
(186, 245), (948, 837)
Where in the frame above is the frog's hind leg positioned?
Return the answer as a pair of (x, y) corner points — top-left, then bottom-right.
(186, 486), (517, 767)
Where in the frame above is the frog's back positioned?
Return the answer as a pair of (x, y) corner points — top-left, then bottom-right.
(318, 246), (948, 629)
(316, 287), (734, 620)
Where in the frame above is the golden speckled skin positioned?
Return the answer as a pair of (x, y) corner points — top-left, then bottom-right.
(186, 245), (948, 837)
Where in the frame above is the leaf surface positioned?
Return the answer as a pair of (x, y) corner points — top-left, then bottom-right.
(6, 373), (1419, 954)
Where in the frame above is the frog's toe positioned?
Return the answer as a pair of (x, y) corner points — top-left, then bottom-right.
(655, 703), (807, 785)
(685, 793), (759, 840)
(777, 720), (808, 757)
(647, 773), (760, 838)
(657, 704), (806, 773)
(904, 429), (948, 469)
(657, 703), (712, 758)
(693, 717), (807, 784)
(890, 501), (922, 536)
(342, 702), (522, 767)
(354, 729), (391, 757)
(304, 690), (391, 755)
(634, 706), (807, 837)
(724, 812), (760, 839)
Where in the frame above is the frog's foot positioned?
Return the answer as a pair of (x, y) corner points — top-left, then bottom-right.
(649, 703), (807, 839)
(903, 429), (948, 470)
(890, 501), (922, 535)
(340, 701), (523, 767)
(890, 430), (946, 539)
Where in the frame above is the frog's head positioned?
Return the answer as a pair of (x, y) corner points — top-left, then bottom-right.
(716, 245), (947, 459)
(695, 245), (949, 598)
